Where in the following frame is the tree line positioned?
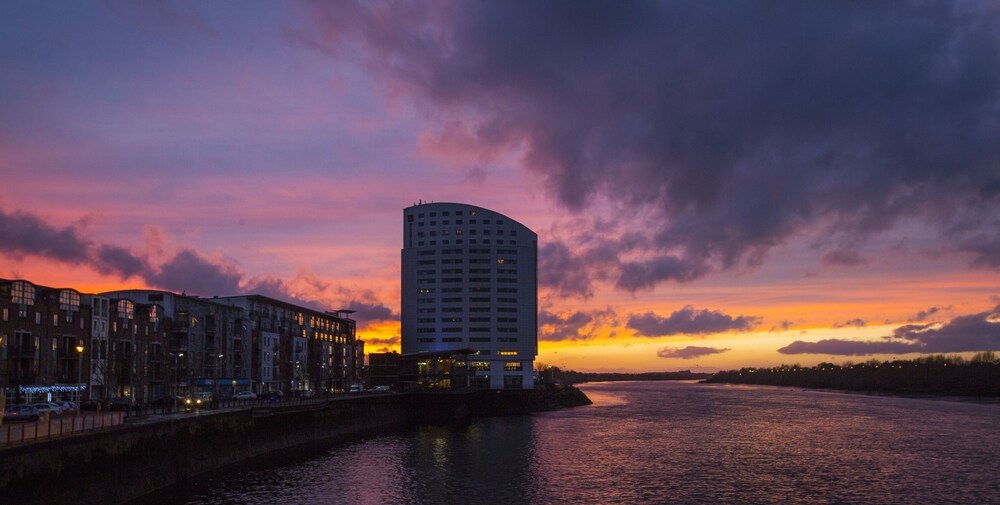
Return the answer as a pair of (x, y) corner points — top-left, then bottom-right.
(706, 352), (1000, 396)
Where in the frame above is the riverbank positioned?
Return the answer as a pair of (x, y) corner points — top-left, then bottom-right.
(705, 355), (1000, 398)
(1, 387), (590, 505)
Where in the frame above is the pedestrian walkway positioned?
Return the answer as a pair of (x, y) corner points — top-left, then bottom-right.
(1, 411), (125, 447)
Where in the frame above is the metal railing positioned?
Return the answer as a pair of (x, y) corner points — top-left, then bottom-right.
(1, 411), (125, 447)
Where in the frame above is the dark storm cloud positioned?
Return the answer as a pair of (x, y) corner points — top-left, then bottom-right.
(539, 241), (594, 298)
(657, 346), (730, 360)
(93, 244), (148, 279)
(0, 208), (92, 264)
(627, 306), (761, 337)
(147, 249), (242, 296)
(344, 299), (399, 323)
(778, 305), (1000, 355)
(303, 0), (1000, 289)
(1, 207), (149, 279)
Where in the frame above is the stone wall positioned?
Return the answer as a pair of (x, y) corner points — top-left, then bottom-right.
(0, 396), (407, 505)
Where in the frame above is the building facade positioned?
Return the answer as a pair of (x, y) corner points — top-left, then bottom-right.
(401, 202), (538, 389)
(1, 279), (90, 403)
(212, 296), (360, 394)
(101, 290), (248, 401)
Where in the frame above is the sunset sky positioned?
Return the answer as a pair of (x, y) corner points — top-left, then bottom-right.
(2, 1), (999, 372)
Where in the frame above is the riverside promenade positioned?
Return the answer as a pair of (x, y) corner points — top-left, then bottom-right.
(1, 386), (590, 505)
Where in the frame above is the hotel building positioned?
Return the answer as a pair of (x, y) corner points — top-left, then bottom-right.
(401, 202), (537, 389)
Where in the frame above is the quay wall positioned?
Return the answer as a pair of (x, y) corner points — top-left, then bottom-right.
(0, 387), (590, 505)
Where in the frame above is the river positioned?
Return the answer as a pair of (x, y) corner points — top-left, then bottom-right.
(141, 381), (1000, 504)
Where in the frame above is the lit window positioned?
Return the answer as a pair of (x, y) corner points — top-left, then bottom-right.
(499, 351), (517, 356)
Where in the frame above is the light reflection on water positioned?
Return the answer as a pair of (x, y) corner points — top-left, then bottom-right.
(143, 382), (1000, 504)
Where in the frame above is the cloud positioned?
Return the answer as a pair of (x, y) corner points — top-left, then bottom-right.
(146, 248), (242, 296)
(778, 305), (1000, 355)
(538, 241), (594, 299)
(539, 307), (617, 341)
(343, 299), (398, 323)
(908, 305), (952, 322)
(832, 318), (867, 329)
(822, 250), (867, 268)
(301, 0), (1000, 290)
(93, 244), (148, 279)
(0, 207), (149, 280)
(657, 346), (730, 359)
(627, 306), (761, 337)
(0, 208), (92, 264)
(363, 336), (400, 347)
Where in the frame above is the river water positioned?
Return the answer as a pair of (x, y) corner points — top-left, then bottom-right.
(145, 381), (1000, 504)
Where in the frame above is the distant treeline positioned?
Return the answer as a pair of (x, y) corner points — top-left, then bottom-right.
(706, 352), (1000, 396)
(538, 366), (712, 385)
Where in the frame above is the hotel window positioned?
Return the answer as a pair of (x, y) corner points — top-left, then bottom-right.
(36, 312), (41, 325)
(498, 337), (518, 342)
(418, 318), (435, 323)
(470, 337), (490, 342)
(2, 308), (6, 321)
(497, 307), (517, 313)
(442, 307), (462, 313)
(442, 328), (461, 333)
(442, 297), (462, 303)
(504, 362), (522, 371)
(418, 337), (436, 343)
(498, 351), (517, 356)
(53, 314), (59, 326)
(469, 307), (490, 312)
(442, 337), (463, 342)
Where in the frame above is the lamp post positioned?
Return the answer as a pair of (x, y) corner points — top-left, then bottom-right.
(213, 353), (223, 406)
(76, 343), (85, 403)
(171, 351), (185, 410)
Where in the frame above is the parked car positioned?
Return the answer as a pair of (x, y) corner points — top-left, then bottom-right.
(370, 385), (391, 393)
(107, 397), (132, 411)
(232, 391), (257, 400)
(80, 400), (104, 411)
(56, 401), (77, 414)
(348, 384), (363, 394)
(150, 395), (185, 408)
(3, 405), (40, 422)
(32, 403), (62, 417)
(299, 390), (317, 399)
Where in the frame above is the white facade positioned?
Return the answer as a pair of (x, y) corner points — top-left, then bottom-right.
(401, 202), (537, 389)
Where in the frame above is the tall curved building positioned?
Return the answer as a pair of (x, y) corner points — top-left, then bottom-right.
(401, 202), (537, 389)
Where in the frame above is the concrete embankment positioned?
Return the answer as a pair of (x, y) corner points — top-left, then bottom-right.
(0, 387), (590, 505)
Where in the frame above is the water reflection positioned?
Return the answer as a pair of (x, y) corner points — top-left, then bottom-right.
(142, 382), (1000, 504)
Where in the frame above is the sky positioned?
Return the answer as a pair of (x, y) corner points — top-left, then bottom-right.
(2, 0), (999, 372)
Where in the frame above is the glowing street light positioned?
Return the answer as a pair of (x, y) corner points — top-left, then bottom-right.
(76, 343), (85, 401)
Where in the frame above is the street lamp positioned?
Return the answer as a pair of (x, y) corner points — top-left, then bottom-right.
(213, 353), (223, 405)
(76, 343), (85, 402)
